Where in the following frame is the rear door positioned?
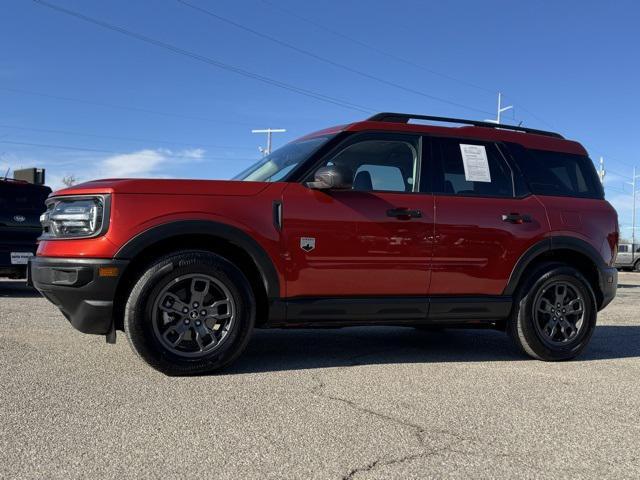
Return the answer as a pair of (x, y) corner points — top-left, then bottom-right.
(428, 137), (549, 296)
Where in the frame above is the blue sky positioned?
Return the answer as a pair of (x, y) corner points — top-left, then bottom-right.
(1, 0), (639, 235)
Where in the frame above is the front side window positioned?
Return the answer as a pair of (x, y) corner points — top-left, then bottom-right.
(234, 135), (333, 182)
(433, 138), (514, 197)
(315, 137), (419, 193)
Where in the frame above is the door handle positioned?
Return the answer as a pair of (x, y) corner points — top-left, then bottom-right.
(502, 213), (532, 224)
(387, 208), (422, 220)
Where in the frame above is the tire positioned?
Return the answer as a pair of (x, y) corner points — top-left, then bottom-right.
(124, 250), (255, 375)
(634, 261), (640, 273)
(507, 262), (597, 361)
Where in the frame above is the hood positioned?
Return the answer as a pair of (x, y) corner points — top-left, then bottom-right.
(52, 178), (271, 197)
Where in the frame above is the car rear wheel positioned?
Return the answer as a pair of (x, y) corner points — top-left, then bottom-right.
(634, 260), (640, 272)
(508, 263), (597, 361)
(124, 250), (255, 375)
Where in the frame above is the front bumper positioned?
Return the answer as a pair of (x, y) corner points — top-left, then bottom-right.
(29, 256), (128, 335)
(598, 266), (618, 310)
(0, 242), (38, 277)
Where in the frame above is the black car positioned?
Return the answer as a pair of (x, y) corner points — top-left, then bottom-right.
(0, 179), (51, 278)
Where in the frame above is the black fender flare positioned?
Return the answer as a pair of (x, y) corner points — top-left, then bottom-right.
(503, 236), (606, 297)
(114, 220), (280, 298)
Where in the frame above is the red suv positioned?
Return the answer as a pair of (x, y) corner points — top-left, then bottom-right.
(30, 113), (618, 375)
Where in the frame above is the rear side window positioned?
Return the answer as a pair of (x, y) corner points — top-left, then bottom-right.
(433, 138), (514, 197)
(512, 147), (604, 199)
(618, 245), (629, 253)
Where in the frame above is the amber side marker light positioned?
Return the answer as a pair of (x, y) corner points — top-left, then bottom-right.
(99, 267), (119, 277)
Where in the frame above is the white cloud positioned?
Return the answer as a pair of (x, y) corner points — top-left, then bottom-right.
(174, 148), (205, 160)
(1, 146), (207, 190)
(100, 149), (166, 177)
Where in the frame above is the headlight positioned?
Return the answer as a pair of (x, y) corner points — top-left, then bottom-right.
(41, 196), (108, 239)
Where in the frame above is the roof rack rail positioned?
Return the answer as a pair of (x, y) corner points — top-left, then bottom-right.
(367, 112), (564, 139)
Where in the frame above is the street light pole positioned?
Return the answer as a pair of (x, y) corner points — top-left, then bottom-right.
(627, 167), (640, 262)
(633, 167), (637, 255)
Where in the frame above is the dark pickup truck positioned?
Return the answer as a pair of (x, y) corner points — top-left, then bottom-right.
(0, 179), (51, 278)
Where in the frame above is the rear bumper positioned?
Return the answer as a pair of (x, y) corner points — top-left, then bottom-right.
(598, 266), (617, 310)
(29, 256), (128, 335)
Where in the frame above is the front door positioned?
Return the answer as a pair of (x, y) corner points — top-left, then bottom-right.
(280, 133), (434, 299)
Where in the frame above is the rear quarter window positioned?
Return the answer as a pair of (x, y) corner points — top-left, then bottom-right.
(509, 145), (604, 199)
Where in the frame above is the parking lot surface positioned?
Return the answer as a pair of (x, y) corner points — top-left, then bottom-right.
(1, 273), (639, 479)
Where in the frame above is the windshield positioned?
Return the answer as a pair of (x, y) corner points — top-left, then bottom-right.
(0, 183), (50, 212)
(234, 135), (333, 182)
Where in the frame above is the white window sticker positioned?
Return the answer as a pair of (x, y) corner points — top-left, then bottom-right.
(459, 144), (491, 182)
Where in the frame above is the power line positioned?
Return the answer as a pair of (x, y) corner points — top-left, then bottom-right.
(606, 168), (633, 180)
(259, 0), (556, 130)
(0, 139), (257, 163)
(32, 0), (374, 114)
(0, 123), (255, 150)
(178, 0), (495, 117)
(0, 86), (255, 126)
(259, 0), (498, 96)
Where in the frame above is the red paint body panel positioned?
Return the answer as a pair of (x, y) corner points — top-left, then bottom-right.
(280, 184), (434, 297)
(535, 196), (618, 266)
(38, 180), (289, 293)
(431, 195), (550, 295)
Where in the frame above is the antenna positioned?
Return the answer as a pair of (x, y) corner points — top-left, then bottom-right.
(251, 128), (286, 156)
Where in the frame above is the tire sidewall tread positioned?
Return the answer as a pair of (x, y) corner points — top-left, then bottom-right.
(124, 250), (255, 375)
(508, 262), (597, 361)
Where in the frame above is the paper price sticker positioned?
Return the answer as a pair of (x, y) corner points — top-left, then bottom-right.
(459, 144), (491, 183)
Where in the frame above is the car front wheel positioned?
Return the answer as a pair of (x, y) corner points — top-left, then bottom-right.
(124, 250), (255, 375)
(508, 263), (597, 361)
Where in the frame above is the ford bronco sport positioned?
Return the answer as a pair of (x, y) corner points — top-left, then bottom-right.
(30, 113), (618, 375)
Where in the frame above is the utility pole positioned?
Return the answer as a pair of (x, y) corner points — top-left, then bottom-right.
(485, 92), (513, 125)
(627, 167), (640, 257)
(251, 128), (286, 156)
(598, 156), (606, 185)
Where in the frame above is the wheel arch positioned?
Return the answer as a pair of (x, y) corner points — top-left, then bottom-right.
(112, 220), (280, 329)
(504, 236), (607, 309)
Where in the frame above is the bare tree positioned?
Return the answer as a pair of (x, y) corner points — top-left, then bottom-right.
(61, 174), (78, 187)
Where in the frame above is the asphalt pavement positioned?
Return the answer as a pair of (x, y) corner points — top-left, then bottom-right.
(1, 274), (639, 479)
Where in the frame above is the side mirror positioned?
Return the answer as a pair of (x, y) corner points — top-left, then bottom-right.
(307, 165), (353, 190)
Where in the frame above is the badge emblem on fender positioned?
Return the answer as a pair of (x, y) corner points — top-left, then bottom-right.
(300, 237), (316, 252)
(13, 215), (26, 223)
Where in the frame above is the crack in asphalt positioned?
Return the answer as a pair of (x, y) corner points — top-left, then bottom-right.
(341, 445), (457, 480)
(309, 374), (474, 479)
